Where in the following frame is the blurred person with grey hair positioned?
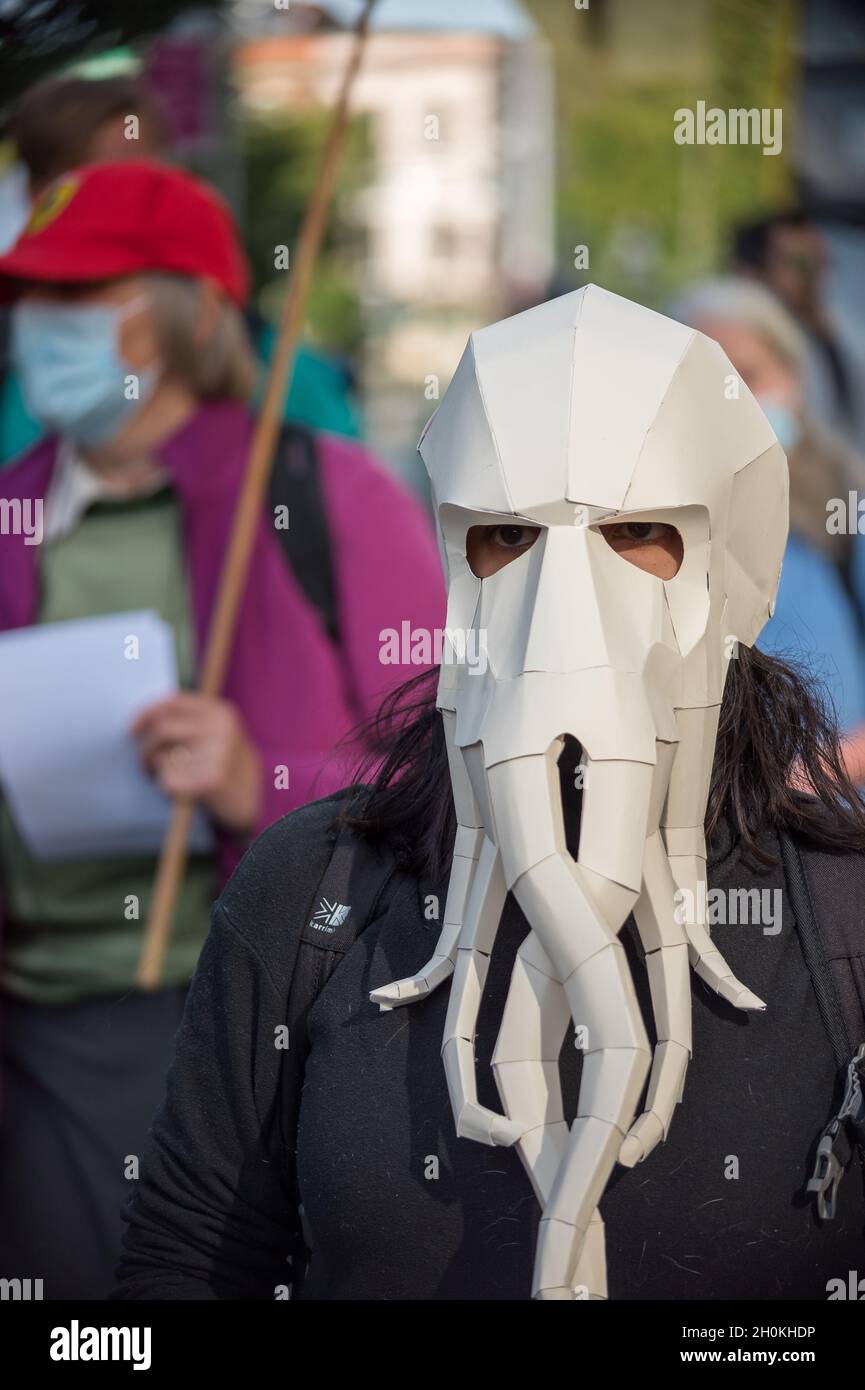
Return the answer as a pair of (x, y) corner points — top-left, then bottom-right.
(732, 212), (865, 453)
(671, 276), (865, 783)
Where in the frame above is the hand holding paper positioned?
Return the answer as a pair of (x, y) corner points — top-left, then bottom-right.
(131, 691), (263, 835)
(0, 610), (214, 860)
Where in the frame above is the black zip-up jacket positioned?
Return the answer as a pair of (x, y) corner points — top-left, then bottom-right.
(114, 792), (865, 1301)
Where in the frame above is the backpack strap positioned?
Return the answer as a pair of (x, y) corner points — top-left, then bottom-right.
(283, 816), (398, 1091)
(778, 828), (865, 1219)
(292, 821), (398, 1010)
(778, 829), (854, 1069)
(267, 423), (339, 644)
(279, 818), (399, 1293)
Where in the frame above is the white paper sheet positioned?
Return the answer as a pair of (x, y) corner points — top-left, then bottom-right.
(0, 610), (214, 860)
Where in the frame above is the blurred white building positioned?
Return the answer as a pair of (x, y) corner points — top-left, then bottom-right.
(233, 1), (553, 412)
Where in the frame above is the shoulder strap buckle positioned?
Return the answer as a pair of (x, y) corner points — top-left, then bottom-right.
(839, 1042), (865, 1148)
(807, 1043), (865, 1219)
(807, 1123), (849, 1220)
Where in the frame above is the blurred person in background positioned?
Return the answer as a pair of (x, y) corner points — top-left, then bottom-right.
(0, 76), (168, 463)
(671, 275), (865, 783)
(0, 159), (444, 1298)
(0, 74), (363, 466)
(732, 211), (865, 452)
(8, 73), (168, 189)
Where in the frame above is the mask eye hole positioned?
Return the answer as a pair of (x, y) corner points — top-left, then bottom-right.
(598, 521), (683, 579)
(466, 523), (541, 578)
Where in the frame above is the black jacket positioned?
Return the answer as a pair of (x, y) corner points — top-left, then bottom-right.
(114, 792), (865, 1301)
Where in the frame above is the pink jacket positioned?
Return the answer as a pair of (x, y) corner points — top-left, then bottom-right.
(0, 400), (446, 890)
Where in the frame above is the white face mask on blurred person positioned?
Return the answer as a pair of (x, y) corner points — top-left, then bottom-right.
(11, 295), (161, 446)
(755, 395), (802, 454)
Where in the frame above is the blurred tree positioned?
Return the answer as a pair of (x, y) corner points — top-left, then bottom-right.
(0, 1), (225, 102)
(240, 108), (371, 354)
(526, 0), (796, 305)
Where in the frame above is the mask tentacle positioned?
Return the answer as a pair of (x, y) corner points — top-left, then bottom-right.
(492, 929), (609, 1299)
(486, 748), (652, 1299)
(440, 833), (522, 1145)
(619, 829), (692, 1166)
(371, 711), (478, 1009)
(492, 928), (570, 1194)
(573, 1212), (608, 1300)
(663, 706), (766, 1011)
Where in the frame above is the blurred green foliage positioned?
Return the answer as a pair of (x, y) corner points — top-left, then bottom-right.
(526, 0), (796, 305)
(239, 109), (372, 353)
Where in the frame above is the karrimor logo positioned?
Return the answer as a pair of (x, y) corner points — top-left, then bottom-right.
(0, 1276), (43, 1299)
(309, 898), (351, 933)
(49, 1320), (152, 1371)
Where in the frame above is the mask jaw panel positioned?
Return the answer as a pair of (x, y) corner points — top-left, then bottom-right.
(455, 669), (661, 767)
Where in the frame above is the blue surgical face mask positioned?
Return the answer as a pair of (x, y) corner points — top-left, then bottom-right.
(11, 297), (160, 446)
(756, 396), (801, 454)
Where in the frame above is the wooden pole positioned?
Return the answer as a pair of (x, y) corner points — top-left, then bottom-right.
(137, 0), (377, 989)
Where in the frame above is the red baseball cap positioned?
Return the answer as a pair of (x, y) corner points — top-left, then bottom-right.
(0, 160), (250, 305)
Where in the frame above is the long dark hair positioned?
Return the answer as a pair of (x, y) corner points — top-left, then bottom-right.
(339, 647), (865, 880)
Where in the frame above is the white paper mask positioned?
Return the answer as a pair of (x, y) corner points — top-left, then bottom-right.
(371, 285), (789, 1299)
